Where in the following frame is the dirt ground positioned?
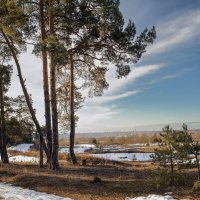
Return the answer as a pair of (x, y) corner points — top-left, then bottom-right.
(0, 157), (200, 200)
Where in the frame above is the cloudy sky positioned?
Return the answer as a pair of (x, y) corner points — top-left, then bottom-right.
(8, 0), (200, 132)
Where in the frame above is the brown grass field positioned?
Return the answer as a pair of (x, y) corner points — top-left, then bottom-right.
(0, 151), (200, 200)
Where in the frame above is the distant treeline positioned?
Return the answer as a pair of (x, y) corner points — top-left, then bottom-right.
(59, 131), (200, 146)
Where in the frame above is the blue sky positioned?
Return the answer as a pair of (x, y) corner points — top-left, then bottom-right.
(8, 0), (200, 132)
(77, 0), (200, 132)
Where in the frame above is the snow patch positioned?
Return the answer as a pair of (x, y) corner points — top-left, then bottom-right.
(126, 194), (176, 200)
(90, 152), (153, 162)
(75, 144), (95, 148)
(9, 156), (39, 163)
(59, 144), (95, 154)
(8, 143), (34, 152)
(0, 183), (72, 200)
(59, 147), (86, 154)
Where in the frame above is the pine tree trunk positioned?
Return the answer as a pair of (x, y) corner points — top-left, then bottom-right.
(39, 0), (52, 164)
(170, 156), (174, 174)
(0, 125), (3, 161)
(48, 0), (59, 170)
(39, 133), (44, 168)
(50, 60), (59, 170)
(1, 31), (50, 161)
(69, 54), (77, 165)
(0, 83), (9, 163)
(0, 81), (4, 161)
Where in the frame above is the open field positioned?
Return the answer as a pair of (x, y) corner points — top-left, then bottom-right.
(59, 132), (200, 147)
(0, 156), (200, 200)
(2, 136), (200, 200)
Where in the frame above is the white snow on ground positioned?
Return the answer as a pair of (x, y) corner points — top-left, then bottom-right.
(59, 147), (87, 154)
(74, 144), (95, 148)
(126, 194), (176, 200)
(9, 155), (40, 163)
(0, 183), (72, 200)
(0, 183), (177, 200)
(8, 143), (34, 152)
(128, 143), (147, 147)
(59, 144), (95, 154)
(90, 152), (153, 162)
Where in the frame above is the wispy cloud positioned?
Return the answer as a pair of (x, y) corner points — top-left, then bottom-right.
(87, 90), (139, 104)
(104, 64), (163, 95)
(149, 68), (194, 85)
(146, 10), (200, 56)
(149, 74), (179, 84)
(81, 64), (163, 104)
(77, 64), (163, 131)
(77, 104), (120, 132)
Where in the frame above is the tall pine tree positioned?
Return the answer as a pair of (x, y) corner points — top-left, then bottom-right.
(53, 0), (156, 164)
(0, 64), (12, 163)
(0, 0), (50, 163)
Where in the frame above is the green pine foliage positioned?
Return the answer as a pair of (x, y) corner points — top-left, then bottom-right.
(0, 0), (157, 168)
(5, 95), (35, 145)
(152, 124), (200, 178)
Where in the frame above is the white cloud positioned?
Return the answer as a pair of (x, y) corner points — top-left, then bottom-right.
(87, 90), (139, 104)
(146, 9), (200, 55)
(104, 64), (163, 95)
(77, 104), (120, 132)
(149, 68), (193, 85)
(149, 74), (179, 84)
(77, 64), (163, 132)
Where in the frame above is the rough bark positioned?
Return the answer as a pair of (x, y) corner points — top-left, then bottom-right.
(69, 54), (77, 165)
(48, 0), (59, 170)
(39, 0), (52, 163)
(1, 30), (50, 161)
(0, 83), (4, 162)
(0, 83), (9, 163)
(50, 60), (59, 170)
(170, 156), (174, 174)
(39, 133), (44, 168)
(0, 123), (2, 161)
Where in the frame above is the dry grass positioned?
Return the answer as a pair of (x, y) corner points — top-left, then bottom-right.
(59, 133), (161, 147)
(8, 150), (40, 157)
(0, 155), (200, 200)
